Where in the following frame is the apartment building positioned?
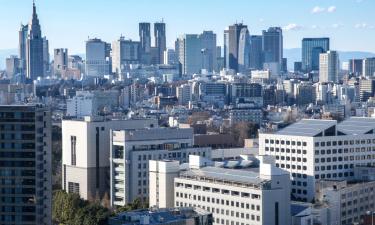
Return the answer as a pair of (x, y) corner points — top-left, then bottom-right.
(0, 105), (52, 225)
(259, 117), (375, 202)
(62, 116), (157, 200)
(110, 128), (211, 207)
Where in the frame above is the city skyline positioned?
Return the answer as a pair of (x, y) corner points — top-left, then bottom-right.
(0, 0), (374, 54)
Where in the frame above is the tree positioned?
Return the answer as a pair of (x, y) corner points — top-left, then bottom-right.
(116, 197), (149, 213)
(52, 190), (111, 225)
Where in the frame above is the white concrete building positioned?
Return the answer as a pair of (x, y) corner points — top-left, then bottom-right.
(259, 117), (375, 202)
(316, 179), (375, 225)
(66, 90), (119, 118)
(149, 160), (180, 208)
(171, 155), (291, 225)
(62, 116), (157, 200)
(319, 51), (339, 83)
(110, 128), (211, 206)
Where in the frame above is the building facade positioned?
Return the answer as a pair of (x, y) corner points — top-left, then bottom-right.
(110, 128), (211, 206)
(0, 105), (52, 225)
(62, 117), (157, 201)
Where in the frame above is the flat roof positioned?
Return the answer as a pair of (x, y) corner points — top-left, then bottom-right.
(180, 166), (264, 186)
(337, 117), (375, 135)
(276, 119), (337, 137)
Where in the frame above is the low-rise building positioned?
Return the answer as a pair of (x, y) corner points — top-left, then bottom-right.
(109, 207), (213, 225)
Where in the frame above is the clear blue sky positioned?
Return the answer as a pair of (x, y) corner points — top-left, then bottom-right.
(0, 0), (374, 54)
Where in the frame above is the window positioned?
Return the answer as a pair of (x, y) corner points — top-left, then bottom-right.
(71, 136), (77, 166)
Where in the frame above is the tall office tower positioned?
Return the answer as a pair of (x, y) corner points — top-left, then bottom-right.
(26, 2), (45, 80)
(6, 55), (21, 79)
(53, 48), (68, 77)
(175, 34), (201, 75)
(163, 49), (177, 65)
(259, 117), (375, 202)
(62, 117), (157, 201)
(110, 128), (211, 206)
(42, 37), (50, 76)
(0, 105), (52, 225)
(199, 31), (217, 73)
(363, 57), (375, 77)
(224, 23), (248, 71)
(302, 38), (330, 72)
(139, 23), (151, 64)
(176, 31), (217, 75)
(319, 51), (340, 83)
(112, 36), (141, 75)
(237, 28), (251, 73)
(262, 27), (283, 71)
(154, 22), (166, 64)
(359, 78), (375, 102)
(282, 58), (287, 73)
(249, 35), (263, 70)
(348, 59), (363, 76)
(85, 38), (111, 77)
(19, 24), (28, 77)
(215, 46), (224, 72)
(294, 61), (302, 73)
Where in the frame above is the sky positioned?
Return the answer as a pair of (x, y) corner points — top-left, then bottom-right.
(0, 0), (374, 54)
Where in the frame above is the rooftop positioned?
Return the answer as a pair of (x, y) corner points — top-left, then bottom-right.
(109, 207), (211, 225)
(337, 117), (375, 135)
(275, 119), (337, 137)
(272, 117), (375, 137)
(179, 166), (267, 189)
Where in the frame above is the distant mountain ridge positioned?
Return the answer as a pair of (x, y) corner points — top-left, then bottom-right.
(0, 48), (374, 71)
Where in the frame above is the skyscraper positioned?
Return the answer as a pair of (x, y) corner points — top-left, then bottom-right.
(199, 31), (217, 72)
(348, 59), (363, 76)
(302, 38), (330, 72)
(237, 27), (251, 73)
(249, 35), (263, 70)
(363, 58), (375, 77)
(262, 27), (283, 67)
(43, 37), (50, 76)
(139, 22), (151, 64)
(85, 38), (111, 77)
(154, 22), (166, 64)
(54, 48), (68, 77)
(224, 23), (248, 71)
(26, 2), (44, 80)
(176, 34), (202, 75)
(0, 105), (52, 225)
(319, 51), (340, 83)
(19, 24), (28, 77)
(176, 31), (217, 75)
(112, 36), (140, 75)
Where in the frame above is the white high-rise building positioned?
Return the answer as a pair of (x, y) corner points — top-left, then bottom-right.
(151, 155), (291, 225)
(259, 117), (375, 202)
(85, 38), (111, 77)
(319, 51), (339, 83)
(110, 128), (211, 206)
(62, 117), (157, 200)
(66, 90), (119, 118)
